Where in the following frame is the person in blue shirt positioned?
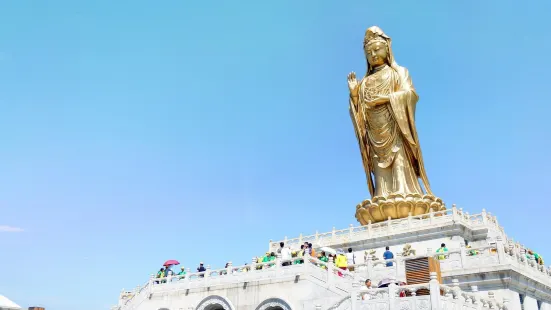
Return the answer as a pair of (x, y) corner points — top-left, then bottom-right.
(197, 262), (206, 277)
(383, 246), (394, 267)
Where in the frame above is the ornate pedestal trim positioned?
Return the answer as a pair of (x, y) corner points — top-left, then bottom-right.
(355, 193), (445, 224)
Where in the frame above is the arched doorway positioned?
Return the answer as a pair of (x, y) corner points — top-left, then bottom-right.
(195, 295), (234, 310)
(255, 298), (292, 310)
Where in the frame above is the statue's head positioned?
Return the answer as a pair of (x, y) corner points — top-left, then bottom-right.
(363, 26), (396, 74)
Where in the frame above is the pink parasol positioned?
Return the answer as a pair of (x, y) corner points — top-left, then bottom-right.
(163, 260), (180, 267)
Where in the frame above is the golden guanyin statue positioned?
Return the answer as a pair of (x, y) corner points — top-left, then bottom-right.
(349, 26), (445, 224)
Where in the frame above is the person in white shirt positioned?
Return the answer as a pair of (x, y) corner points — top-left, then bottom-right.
(346, 248), (356, 271)
(281, 246), (292, 266)
(362, 279), (373, 300)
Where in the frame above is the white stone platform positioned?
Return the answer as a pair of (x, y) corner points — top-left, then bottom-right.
(112, 208), (551, 310)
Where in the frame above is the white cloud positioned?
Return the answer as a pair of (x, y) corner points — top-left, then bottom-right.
(0, 225), (24, 233)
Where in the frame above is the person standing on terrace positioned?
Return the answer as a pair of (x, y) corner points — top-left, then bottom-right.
(277, 242), (284, 255)
(336, 249), (348, 276)
(197, 262), (206, 277)
(383, 246), (394, 267)
(437, 243), (448, 260)
(281, 245), (292, 266)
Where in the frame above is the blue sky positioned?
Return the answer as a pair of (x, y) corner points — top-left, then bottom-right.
(1, 0), (551, 309)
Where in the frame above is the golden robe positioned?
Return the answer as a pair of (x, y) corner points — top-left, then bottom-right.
(349, 64), (432, 197)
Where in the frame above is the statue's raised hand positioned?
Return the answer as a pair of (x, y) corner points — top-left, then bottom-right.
(347, 72), (359, 96)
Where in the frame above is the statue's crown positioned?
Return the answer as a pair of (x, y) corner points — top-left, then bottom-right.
(363, 26), (388, 46)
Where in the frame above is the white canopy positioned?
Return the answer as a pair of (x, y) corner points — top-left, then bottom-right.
(0, 295), (21, 310)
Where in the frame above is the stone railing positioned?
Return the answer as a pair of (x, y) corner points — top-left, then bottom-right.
(114, 254), (355, 310)
(330, 273), (510, 310)
(269, 207), (505, 252)
(350, 240), (551, 287)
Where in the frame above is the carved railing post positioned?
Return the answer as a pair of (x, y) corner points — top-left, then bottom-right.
(429, 208), (434, 224)
(299, 233), (303, 245)
(366, 255), (373, 277)
(488, 291), (496, 309)
(388, 282), (397, 310)
(315, 231), (319, 246)
(351, 280), (361, 310)
(459, 242), (467, 268)
(452, 279), (460, 299)
(167, 270), (173, 283)
(349, 224), (354, 239)
(503, 297), (509, 310)
(367, 221), (373, 238)
(327, 256), (335, 288)
(276, 253), (282, 269)
(408, 212), (413, 228)
(452, 204), (458, 222)
(331, 227), (336, 243)
(251, 257), (257, 273)
(429, 272), (441, 310)
(227, 261), (233, 275)
(387, 217), (392, 233)
(482, 209), (488, 225)
(185, 268), (191, 285)
(395, 253), (402, 278)
(496, 236), (505, 264)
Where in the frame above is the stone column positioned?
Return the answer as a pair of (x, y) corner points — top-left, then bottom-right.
(523, 295), (538, 310)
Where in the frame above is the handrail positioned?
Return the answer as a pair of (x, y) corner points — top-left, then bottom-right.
(269, 207), (506, 251)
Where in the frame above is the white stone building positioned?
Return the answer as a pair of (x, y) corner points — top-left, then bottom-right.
(0, 295), (22, 310)
(112, 207), (551, 310)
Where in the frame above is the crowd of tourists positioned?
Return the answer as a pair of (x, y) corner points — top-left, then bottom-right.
(152, 240), (543, 283)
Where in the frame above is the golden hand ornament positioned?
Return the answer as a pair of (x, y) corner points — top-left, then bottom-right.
(347, 72), (359, 97)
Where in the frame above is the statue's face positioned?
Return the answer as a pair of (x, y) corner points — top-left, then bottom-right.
(365, 41), (388, 67)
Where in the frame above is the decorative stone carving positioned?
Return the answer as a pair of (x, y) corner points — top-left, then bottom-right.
(365, 249), (379, 261)
(417, 300), (429, 310)
(399, 301), (411, 310)
(355, 194), (446, 224)
(401, 244), (416, 257)
(255, 298), (292, 310)
(196, 296), (233, 310)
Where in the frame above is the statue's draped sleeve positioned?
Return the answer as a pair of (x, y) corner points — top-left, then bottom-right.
(388, 66), (433, 195)
(349, 85), (375, 196)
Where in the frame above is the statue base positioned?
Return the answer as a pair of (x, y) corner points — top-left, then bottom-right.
(355, 193), (446, 224)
